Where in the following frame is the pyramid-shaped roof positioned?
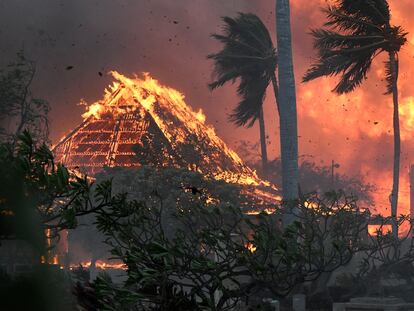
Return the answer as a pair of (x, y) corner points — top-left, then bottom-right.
(53, 72), (279, 205)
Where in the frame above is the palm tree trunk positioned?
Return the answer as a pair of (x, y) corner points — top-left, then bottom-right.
(271, 73), (280, 115)
(276, 0), (299, 204)
(389, 52), (400, 239)
(259, 107), (269, 177)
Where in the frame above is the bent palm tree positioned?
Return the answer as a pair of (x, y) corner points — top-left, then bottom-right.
(208, 13), (279, 176)
(303, 0), (407, 237)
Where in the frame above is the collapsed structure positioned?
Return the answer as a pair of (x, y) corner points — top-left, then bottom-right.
(53, 71), (279, 208)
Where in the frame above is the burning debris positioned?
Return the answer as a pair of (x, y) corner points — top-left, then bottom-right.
(53, 71), (280, 206)
(70, 260), (126, 271)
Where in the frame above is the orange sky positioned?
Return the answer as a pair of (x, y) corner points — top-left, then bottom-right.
(1, 0), (414, 216)
(288, 0), (414, 215)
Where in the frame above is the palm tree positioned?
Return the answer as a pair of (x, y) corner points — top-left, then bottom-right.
(303, 0), (407, 238)
(276, 0), (300, 204)
(208, 13), (279, 176)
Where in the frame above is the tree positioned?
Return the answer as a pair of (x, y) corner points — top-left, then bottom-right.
(75, 171), (369, 310)
(0, 132), (113, 252)
(0, 51), (50, 145)
(276, 0), (300, 203)
(0, 132), (121, 311)
(82, 166), (263, 310)
(269, 158), (376, 206)
(208, 13), (279, 176)
(236, 141), (376, 206)
(303, 0), (407, 237)
(67, 165), (257, 273)
(332, 214), (414, 301)
(246, 191), (369, 297)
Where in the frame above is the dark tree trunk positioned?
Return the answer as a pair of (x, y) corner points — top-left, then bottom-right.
(258, 107), (268, 176)
(276, 0), (299, 205)
(389, 51), (400, 239)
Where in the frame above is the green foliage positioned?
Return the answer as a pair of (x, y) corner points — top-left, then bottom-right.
(246, 191), (369, 297)
(77, 176), (369, 310)
(0, 131), (112, 251)
(89, 179), (251, 310)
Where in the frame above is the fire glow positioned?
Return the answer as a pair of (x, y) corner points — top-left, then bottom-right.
(289, 0), (414, 218)
(54, 71), (280, 209)
(70, 260), (127, 270)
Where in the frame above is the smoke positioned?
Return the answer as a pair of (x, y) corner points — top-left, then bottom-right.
(1, 0), (414, 215)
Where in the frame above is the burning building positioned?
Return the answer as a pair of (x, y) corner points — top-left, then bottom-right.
(53, 71), (279, 205)
(52, 71), (280, 273)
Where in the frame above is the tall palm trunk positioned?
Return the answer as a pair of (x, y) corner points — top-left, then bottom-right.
(389, 51), (400, 239)
(258, 107), (268, 176)
(276, 0), (299, 203)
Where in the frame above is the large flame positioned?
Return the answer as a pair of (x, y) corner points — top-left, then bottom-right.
(79, 71), (272, 188)
(54, 71), (280, 212)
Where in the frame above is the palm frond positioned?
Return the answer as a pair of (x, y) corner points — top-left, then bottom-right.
(210, 34), (263, 55)
(229, 72), (270, 127)
(303, 0), (408, 95)
(338, 0), (390, 26)
(334, 52), (375, 93)
(303, 49), (377, 94)
(311, 29), (384, 51)
(323, 6), (380, 33)
(222, 14), (274, 51)
(208, 13), (277, 126)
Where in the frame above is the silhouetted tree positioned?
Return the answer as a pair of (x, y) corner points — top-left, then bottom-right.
(208, 13), (278, 176)
(0, 51), (50, 144)
(303, 0), (407, 237)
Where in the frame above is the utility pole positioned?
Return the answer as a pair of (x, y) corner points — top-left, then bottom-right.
(331, 160), (340, 189)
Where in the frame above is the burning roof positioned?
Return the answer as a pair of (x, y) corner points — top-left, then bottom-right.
(53, 71), (280, 205)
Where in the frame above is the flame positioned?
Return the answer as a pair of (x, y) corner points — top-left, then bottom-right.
(53, 71), (281, 218)
(70, 260), (127, 270)
(245, 242), (257, 253)
(107, 71), (256, 186)
(56, 71), (278, 192)
(40, 254), (59, 265)
(195, 108), (206, 123)
(40, 229), (65, 266)
(246, 207), (276, 215)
